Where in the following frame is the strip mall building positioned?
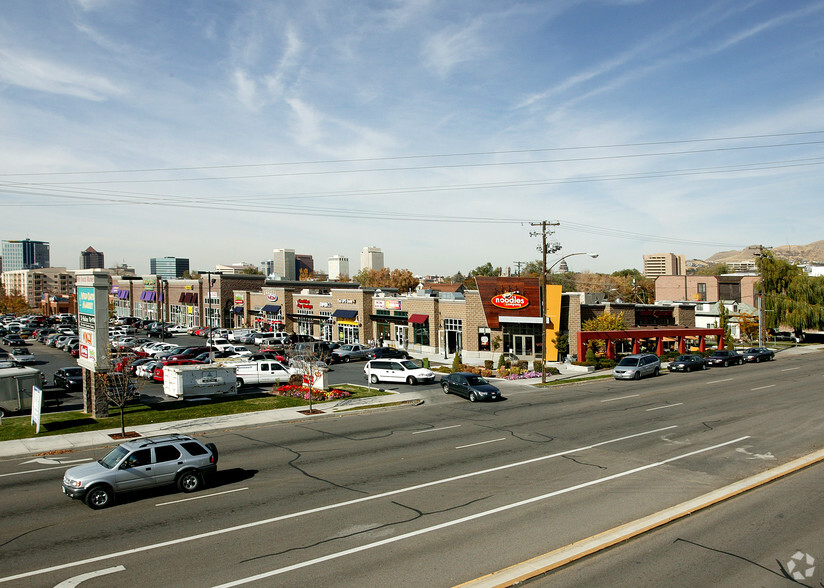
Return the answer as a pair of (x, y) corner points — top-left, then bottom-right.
(111, 275), (702, 363)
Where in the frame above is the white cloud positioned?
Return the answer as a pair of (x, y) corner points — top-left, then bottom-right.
(0, 49), (121, 101)
(421, 18), (487, 78)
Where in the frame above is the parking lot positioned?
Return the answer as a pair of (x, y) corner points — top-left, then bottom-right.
(10, 332), (444, 413)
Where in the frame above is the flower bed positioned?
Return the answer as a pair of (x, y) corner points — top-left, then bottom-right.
(272, 385), (352, 401)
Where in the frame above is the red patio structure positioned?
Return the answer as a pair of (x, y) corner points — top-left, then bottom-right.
(577, 327), (725, 360)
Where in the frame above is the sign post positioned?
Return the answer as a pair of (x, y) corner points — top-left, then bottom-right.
(75, 270), (111, 417)
(31, 386), (42, 434)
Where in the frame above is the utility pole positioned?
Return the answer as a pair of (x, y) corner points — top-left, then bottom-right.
(513, 261), (527, 277)
(529, 221), (560, 384)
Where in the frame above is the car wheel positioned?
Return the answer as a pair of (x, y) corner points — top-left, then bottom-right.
(236, 378), (244, 389)
(177, 470), (202, 493)
(738, 358), (743, 365)
(469, 391), (478, 402)
(370, 374), (379, 384)
(653, 367), (660, 377)
(633, 371), (641, 380)
(406, 376), (417, 385)
(343, 356), (350, 363)
(85, 485), (113, 509)
(442, 382), (450, 394)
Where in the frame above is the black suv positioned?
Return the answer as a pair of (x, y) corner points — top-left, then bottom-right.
(62, 434), (218, 509)
(365, 347), (412, 360)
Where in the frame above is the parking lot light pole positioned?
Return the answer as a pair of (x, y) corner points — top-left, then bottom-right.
(197, 270), (222, 364)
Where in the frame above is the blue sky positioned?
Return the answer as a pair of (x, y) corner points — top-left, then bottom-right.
(3, 0), (824, 277)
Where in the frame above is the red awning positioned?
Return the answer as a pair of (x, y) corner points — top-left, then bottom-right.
(408, 314), (429, 324)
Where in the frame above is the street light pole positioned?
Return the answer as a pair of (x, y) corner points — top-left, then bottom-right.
(530, 221), (560, 384)
(197, 270), (222, 364)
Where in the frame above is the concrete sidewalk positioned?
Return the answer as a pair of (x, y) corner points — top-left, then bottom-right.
(0, 390), (427, 459)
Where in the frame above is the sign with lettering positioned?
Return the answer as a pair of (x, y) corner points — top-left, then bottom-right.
(266, 293), (278, 301)
(491, 292), (529, 310)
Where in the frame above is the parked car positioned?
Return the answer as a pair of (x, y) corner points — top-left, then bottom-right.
(10, 347), (35, 364)
(166, 346), (211, 361)
(126, 357), (154, 376)
(136, 360), (161, 380)
(152, 359), (203, 382)
(227, 345), (253, 358)
(331, 343), (370, 363)
(146, 326), (174, 338)
(707, 349), (744, 367)
(612, 353), (661, 380)
(667, 354), (708, 372)
(192, 350), (235, 362)
(54, 367), (84, 390)
(167, 325), (189, 334)
(441, 372), (501, 402)
(742, 347), (775, 363)
(365, 347), (411, 360)
(288, 355), (330, 372)
(2, 334), (27, 346)
(62, 433), (218, 509)
(363, 358), (435, 385)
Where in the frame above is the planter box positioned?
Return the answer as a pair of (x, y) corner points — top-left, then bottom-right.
(566, 364), (596, 374)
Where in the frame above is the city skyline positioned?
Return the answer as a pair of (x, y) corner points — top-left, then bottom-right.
(4, 2), (824, 274)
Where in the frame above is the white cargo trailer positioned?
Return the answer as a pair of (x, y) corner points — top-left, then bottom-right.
(163, 365), (237, 398)
(0, 366), (45, 414)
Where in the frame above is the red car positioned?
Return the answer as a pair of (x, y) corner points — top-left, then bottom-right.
(152, 359), (203, 382)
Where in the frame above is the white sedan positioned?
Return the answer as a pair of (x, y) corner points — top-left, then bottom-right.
(11, 347), (35, 364)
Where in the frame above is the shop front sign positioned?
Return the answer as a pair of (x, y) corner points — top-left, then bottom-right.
(491, 292), (529, 310)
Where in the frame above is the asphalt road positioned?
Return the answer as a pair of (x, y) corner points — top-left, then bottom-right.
(0, 349), (822, 587)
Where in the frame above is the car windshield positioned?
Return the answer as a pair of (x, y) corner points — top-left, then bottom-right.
(675, 355), (692, 362)
(745, 348), (759, 353)
(65, 367), (82, 376)
(99, 445), (129, 469)
(465, 375), (489, 385)
(399, 360), (420, 370)
(617, 357), (640, 367)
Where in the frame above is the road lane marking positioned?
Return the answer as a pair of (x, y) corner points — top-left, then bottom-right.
(781, 367), (799, 372)
(212, 436), (751, 587)
(456, 438), (506, 449)
(54, 566), (125, 587)
(0, 425), (678, 584)
(646, 403), (684, 412)
(412, 425), (461, 434)
(707, 379), (733, 384)
(751, 384), (776, 391)
(602, 395), (639, 403)
(156, 488), (249, 506)
(0, 465), (75, 479)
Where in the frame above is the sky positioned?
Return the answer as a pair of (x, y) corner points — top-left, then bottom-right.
(3, 0), (824, 278)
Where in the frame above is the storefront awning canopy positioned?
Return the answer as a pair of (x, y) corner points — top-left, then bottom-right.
(332, 309), (358, 319)
(118, 290), (129, 300)
(408, 314), (429, 324)
(232, 306), (244, 314)
(261, 304), (281, 313)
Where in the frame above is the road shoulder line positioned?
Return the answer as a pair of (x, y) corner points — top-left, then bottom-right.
(456, 448), (824, 588)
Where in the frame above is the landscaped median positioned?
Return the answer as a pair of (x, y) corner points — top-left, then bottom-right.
(0, 384), (392, 443)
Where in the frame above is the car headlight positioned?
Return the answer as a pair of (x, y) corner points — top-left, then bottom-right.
(63, 477), (82, 488)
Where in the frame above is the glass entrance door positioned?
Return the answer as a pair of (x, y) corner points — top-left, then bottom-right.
(514, 334), (534, 357)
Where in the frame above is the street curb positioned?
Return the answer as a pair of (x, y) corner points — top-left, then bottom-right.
(455, 448), (824, 588)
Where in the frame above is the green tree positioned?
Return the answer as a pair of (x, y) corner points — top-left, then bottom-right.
(759, 251), (824, 337)
(581, 312), (626, 352)
(695, 263), (730, 276)
(240, 267), (263, 275)
(468, 262), (502, 277)
(389, 269), (419, 294)
(718, 303), (734, 349)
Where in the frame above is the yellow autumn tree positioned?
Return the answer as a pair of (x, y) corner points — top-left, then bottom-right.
(581, 311), (626, 353)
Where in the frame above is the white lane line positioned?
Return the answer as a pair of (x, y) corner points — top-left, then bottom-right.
(213, 436), (750, 587)
(781, 367), (800, 372)
(646, 403), (684, 412)
(456, 438), (506, 449)
(602, 395), (639, 403)
(751, 385), (776, 391)
(412, 425), (461, 434)
(0, 425), (677, 584)
(0, 465), (77, 479)
(707, 379), (733, 384)
(54, 566), (125, 587)
(156, 488), (249, 507)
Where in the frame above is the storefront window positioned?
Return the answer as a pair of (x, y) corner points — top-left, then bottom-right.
(413, 321), (430, 346)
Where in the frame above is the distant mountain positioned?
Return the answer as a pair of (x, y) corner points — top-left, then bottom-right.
(706, 242), (824, 265)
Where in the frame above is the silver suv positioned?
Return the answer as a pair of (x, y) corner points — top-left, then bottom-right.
(62, 434), (218, 509)
(612, 353), (661, 380)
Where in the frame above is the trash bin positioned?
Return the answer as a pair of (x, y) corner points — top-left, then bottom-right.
(422, 358), (430, 369)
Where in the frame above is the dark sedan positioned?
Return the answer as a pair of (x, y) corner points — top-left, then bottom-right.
(441, 372), (501, 402)
(54, 367), (83, 390)
(742, 347), (775, 363)
(365, 347), (411, 360)
(707, 349), (744, 367)
(2, 334), (27, 346)
(668, 354), (708, 372)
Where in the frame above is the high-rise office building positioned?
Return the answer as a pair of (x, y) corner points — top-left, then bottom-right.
(79, 246), (105, 269)
(150, 256), (190, 279)
(328, 255), (349, 280)
(643, 253), (686, 278)
(272, 249), (296, 280)
(1, 239), (50, 271)
(360, 246), (384, 271)
(295, 254), (314, 278)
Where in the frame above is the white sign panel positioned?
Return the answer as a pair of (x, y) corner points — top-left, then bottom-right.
(31, 386), (43, 434)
